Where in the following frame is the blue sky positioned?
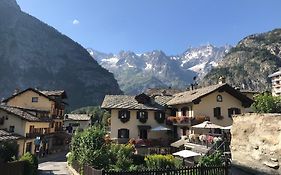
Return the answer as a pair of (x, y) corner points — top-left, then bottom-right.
(17, 0), (281, 55)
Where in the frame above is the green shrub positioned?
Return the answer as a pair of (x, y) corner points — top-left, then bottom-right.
(198, 151), (223, 166)
(108, 144), (137, 171)
(20, 152), (38, 175)
(145, 154), (181, 169)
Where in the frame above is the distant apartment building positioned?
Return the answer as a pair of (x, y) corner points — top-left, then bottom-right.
(269, 70), (281, 96)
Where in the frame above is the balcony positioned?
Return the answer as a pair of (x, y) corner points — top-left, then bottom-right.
(54, 127), (64, 132)
(167, 115), (210, 126)
(26, 132), (43, 138)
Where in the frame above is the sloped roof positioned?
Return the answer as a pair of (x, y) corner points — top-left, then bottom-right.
(40, 90), (67, 99)
(2, 88), (55, 103)
(101, 95), (173, 111)
(0, 129), (24, 142)
(167, 83), (253, 107)
(268, 70), (281, 78)
(65, 114), (91, 121)
(0, 105), (50, 122)
(145, 88), (182, 97)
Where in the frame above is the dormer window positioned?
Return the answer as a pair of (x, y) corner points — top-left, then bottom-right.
(32, 97), (38, 103)
(216, 95), (223, 102)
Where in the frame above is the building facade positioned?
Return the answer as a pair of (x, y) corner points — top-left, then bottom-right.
(1, 88), (69, 155)
(269, 70), (281, 96)
(102, 83), (254, 142)
(64, 114), (91, 134)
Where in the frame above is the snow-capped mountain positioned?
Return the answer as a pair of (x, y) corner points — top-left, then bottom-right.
(88, 44), (231, 94)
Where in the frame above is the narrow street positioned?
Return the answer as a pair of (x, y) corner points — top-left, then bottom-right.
(38, 151), (72, 175)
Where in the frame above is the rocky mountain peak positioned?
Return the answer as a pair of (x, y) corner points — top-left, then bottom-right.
(91, 45), (229, 94)
(1, 0), (20, 10)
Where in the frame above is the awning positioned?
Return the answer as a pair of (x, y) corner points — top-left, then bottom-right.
(151, 125), (171, 131)
(138, 125), (151, 130)
(192, 121), (223, 129)
(173, 150), (201, 158)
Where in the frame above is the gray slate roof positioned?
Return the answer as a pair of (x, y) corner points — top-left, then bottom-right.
(65, 114), (91, 121)
(0, 129), (23, 142)
(0, 105), (50, 122)
(101, 95), (173, 111)
(145, 88), (182, 97)
(166, 83), (226, 105)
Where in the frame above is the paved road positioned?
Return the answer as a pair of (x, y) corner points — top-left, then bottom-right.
(38, 152), (72, 175)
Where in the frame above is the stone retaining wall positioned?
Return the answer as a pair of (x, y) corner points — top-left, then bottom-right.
(231, 113), (281, 175)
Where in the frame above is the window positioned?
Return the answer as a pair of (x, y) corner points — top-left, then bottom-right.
(154, 111), (165, 123)
(137, 111), (148, 123)
(228, 108), (241, 118)
(217, 95), (223, 102)
(118, 128), (129, 138)
(29, 125), (34, 133)
(32, 97), (38, 103)
(9, 126), (15, 132)
(181, 107), (189, 116)
(118, 110), (130, 123)
(213, 107), (221, 118)
(26, 142), (32, 153)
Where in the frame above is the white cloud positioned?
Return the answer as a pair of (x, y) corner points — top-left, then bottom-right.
(72, 19), (80, 25)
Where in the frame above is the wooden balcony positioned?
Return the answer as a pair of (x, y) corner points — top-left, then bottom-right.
(167, 115), (210, 126)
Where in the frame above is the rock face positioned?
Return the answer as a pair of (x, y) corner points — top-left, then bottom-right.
(89, 45), (230, 94)
(203, 29), (281, 91)
(0, 0), (122, 109)
(231, 113), (281, 175)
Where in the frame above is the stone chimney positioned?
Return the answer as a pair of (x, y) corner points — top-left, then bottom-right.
(13, 88), (20, 95)
(218, 76), (226, 84)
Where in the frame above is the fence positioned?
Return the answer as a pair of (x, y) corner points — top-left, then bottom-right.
(104, 166), (229, 175)
(72, 161), (229, 175)
(0, 160), (25, 175)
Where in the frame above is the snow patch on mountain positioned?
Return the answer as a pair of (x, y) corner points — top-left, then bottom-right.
(87, 44), (231, 94)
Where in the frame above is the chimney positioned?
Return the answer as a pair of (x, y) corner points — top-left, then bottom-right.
(13, 88), (20, 95)
(189, 84), (194, 91)
(218, 76), (226, 84)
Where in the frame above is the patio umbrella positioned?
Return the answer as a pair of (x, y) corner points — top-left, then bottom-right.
(192, 121), (223, 129)
(173, 150), (201, 158)
(151, 125), (171, 131)
(221, 125), (232, 130)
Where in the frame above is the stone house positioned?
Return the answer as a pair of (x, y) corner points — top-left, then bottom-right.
(63, 114), (91, 134)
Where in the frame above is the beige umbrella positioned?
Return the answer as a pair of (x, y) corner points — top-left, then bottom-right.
(192, 121), (223, 129)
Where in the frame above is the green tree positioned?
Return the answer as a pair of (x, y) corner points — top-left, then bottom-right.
(70, 126), (110, 169)
(0, 141), (18, 162)
(251, 93), (281, 113)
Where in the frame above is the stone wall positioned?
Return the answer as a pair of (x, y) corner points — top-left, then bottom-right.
(231, 113), (281, 175)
